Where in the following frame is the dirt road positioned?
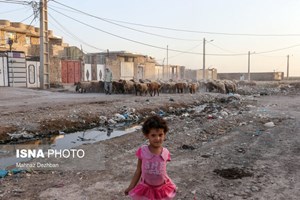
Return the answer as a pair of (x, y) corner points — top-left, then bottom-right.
(0, 85), (299, 200)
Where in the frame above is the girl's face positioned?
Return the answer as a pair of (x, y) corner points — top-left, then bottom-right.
(145, 128), (166, 148)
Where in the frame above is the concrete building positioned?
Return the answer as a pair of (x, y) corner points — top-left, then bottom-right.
(0, 20), (66, 56)
(0, 20), (85, 85)
(85, 51), (157, 81)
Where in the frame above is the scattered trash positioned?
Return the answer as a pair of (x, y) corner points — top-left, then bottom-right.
(207, 115), (214, 119)
(108, 119), (117, 125)
(10, 168), (24, 175)
(0, 168), (26, 178)
(0, 170), (8, 178)
(158, 110), (165, 116)
(182, 113), (189, 117)
(99, 116), (107, 124)
(113, 113), (126, 122)
(7, 131), (34, 140)
(254, 130), (263, 136)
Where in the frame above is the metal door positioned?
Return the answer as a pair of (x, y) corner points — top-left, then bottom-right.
(84, 64), (91, 81)
(61, 60), (82, 83)
(7, 52), (26, 87)
(0, 54), (8, 86)
(26, 61), (40, 88)
(137, 66), (144, 80)
(97, 64), (105, 81)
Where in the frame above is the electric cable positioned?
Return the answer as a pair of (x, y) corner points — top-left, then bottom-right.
(48, 3), (201, 42)
(51, 0), (300, 37)
(0, 0), (31, 5)
(48, 12), (106, 52)
(0, 7), (28, 14)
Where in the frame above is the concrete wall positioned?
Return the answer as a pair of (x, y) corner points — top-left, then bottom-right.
(144, 62), (156, 80)
(184, 69), (217, 81)
(218, 72), (284, 81)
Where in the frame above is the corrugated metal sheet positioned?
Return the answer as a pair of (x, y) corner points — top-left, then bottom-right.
(61, 60), (81, 83)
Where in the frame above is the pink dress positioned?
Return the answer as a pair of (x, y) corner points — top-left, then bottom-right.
(129, 145), (176, 200)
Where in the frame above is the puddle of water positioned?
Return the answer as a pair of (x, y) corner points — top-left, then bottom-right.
(0, 124), (142, 169)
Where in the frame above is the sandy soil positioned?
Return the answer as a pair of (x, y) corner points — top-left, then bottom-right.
(0, 84), (300, 200)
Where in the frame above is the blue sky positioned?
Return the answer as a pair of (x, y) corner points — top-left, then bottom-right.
(1, 0), (300, 76)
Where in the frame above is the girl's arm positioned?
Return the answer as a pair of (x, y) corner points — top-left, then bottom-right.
(124, 159), (142, 195)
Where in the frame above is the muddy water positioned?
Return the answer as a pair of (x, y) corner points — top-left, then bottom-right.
(0, 124), (142, 169)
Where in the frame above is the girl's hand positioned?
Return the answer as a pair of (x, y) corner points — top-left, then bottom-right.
(124, 187), (131, 195)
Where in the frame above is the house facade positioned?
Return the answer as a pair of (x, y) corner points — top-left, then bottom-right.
(0, 20), (84, 86)
(85, 51), (157, 81)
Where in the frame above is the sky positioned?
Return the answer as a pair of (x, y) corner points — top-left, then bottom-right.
(1, 0), (300, 76)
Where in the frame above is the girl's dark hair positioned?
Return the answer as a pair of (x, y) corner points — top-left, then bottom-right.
(142, 115), (169, 135)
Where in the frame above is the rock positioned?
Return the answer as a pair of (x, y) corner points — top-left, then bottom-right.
(239, 122), (247, 126)
(220, 111), (228, 117)
(250, 186), (260, 192)
(264, 122), (275, 128)
(181, 144), (195, 150)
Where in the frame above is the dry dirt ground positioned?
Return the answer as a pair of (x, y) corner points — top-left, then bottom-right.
(0, 83), (300, 200)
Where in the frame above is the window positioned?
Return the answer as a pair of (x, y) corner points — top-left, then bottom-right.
(25, 36), (30, 45)
(5, 32), (16, 43)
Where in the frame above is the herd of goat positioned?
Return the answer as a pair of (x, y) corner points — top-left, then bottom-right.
(74, 79), (239, 96)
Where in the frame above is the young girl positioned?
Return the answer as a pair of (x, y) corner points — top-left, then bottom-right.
(125, 115), (176, 200)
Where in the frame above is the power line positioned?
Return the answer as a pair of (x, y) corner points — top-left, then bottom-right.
(48, 12), (106, 52)
(0, 7), (28, 14)
(157, 43), (203, 61)
(99, 20), (300, 37)
(0, 0), (31, 5)
(255, 44), (300, 55)
(48, 7), (207, 55)
(49, 7), (300, 57)
(49, 1), (202, 42)
(50, 0), (300, 37)
(207, 42), (239, 54)
(19, 12), (34, 23)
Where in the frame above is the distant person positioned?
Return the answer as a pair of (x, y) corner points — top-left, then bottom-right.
(125, 115), (177, 199)
(104, 67), (112, 95)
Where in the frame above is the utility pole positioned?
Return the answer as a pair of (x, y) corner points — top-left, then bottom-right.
(248, 51), (251, 81)
(162, 58), (165, 80)
(203, 38), (206, 80)
(166, 45), (169, 79)
(39, 0), (50, 89)
(287, 55), (289, 80)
